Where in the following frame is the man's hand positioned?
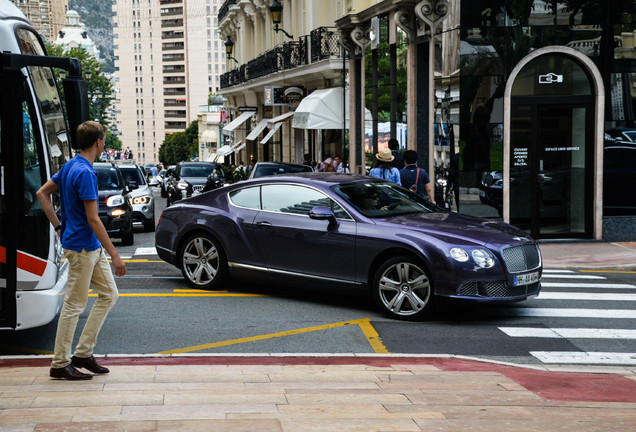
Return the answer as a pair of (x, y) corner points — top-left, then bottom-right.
(110, 254), (127, 277)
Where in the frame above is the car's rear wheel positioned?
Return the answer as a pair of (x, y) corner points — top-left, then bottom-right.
(143, 217), (156, 232)
(180, 233), (227, 290)
(121, 226), (134, 246)
(372, 256), (433, 320)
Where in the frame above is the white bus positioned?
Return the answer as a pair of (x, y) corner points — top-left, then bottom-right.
(0, 0), (89, 329)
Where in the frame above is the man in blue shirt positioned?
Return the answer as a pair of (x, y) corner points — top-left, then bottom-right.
(37, 121), (126, 380)
(399, 150), (436, 205)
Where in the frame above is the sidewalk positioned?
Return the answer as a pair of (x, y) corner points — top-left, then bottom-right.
(539, 241), (636, 270)
(0, 355), (635, 432)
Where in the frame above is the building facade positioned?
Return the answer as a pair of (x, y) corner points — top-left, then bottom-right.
(11, 0), (68, 44)
(54, 10), (101, 60)
(112, 0), (225, 164)
(336, 0), (636, 241)
(216, 0), (379, 165)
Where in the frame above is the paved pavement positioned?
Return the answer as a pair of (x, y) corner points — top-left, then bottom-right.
(1, 241), (635, 431)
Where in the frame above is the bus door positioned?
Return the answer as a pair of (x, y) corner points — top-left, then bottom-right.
(0, 64), (28, 328)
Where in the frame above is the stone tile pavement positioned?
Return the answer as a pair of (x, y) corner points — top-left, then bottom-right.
(0, 355), (635, 432)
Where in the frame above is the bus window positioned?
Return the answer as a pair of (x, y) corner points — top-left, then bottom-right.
(16, 28), (71, 174)
(22, 102), (50, 260)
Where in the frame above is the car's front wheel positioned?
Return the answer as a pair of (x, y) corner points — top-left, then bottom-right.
(180, 233), (227, 290)
(372, 256), (433, 320)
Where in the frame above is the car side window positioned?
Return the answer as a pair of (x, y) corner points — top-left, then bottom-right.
(229, 186), (261, 210)
(261, 184), (351, 219)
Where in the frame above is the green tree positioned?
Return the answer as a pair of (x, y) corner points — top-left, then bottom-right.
(48, 44), (114, 127)
(158, 121), (199, 166)
(105, 130), (122, 150)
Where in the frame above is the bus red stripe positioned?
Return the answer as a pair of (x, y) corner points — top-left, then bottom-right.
(0, 246), (47, 276)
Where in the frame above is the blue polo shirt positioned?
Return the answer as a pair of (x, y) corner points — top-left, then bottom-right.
(52, 155), (101, 252)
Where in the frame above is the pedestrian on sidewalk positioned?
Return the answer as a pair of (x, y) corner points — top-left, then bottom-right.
(36, 120), (126, 381)
(400, 150), (436, 204)
(369, 148), (402, 185)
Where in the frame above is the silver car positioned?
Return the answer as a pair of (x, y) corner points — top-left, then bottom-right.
(119, 164), (156, 232)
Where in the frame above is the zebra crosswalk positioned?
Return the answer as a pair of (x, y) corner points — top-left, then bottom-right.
(497, 269), (636, 365)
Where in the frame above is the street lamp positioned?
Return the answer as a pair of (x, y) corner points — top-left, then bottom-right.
(269, 0), (293, 39)
(224, 36), (239, 64)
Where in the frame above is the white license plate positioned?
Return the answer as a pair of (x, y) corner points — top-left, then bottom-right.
(514, 271), (539, 286)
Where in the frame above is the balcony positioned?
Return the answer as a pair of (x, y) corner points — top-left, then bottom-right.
(218, 0), (237, 24)
(220, 27), (342, 90)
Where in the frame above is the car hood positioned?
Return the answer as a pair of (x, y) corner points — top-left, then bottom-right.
(377, 211), (531, 248)
(128, 185), (152, 198)
(179, 176), (208, 186)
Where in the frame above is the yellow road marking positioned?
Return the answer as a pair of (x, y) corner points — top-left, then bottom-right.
(173, 289), (228, 293)
(158, 318), (390, 355)
(579, 270), (636, 274)
(119, 259), (164, 263)
(89, 293), (266, 297)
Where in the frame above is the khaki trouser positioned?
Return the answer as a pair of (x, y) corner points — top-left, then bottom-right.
(51, 247), (119, 368)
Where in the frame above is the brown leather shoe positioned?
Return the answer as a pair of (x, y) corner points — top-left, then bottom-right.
(50, 364), (93, 380)
(71, 355), (110, 374)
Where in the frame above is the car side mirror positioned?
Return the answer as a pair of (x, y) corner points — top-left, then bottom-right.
(128, 181), (138, 190)
(309, 206), (337, 226)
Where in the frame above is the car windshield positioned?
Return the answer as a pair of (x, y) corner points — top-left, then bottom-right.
(181, 165), (221, 177)
(624, 131), (636, 142)
(254, 164), (311, 177)
(121, 167), (146, 186)
(95, 167), (122, 190)
(332, 181), (437, 218)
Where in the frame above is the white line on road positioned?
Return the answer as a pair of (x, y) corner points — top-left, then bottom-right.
(134, 247), (159, 255)
(529, 351), (636, 365)
(542, 269), (575, 274)
(499, 327), (636, 339)
(537, 292), (636, 301)
(541, 282), (636, 289)
(540, 274), (605, 279)
(492, 308), (636, 319)
(120, 275), (183, 279)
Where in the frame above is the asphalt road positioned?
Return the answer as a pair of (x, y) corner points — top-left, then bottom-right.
(1, 188), (635, 366)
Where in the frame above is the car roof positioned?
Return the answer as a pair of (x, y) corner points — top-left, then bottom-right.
(241, 172), (374, 186)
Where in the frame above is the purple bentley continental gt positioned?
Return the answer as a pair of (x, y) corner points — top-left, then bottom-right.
(155, 173), (542, 320)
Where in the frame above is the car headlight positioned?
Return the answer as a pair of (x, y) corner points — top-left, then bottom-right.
(472, 248), (495, 268)
(450, 248), (469, 262)
(132, 195), (151, 205)
(106, 195), (125, 207)
(111, 209), (126, 217)
(177, 181), (188, 190)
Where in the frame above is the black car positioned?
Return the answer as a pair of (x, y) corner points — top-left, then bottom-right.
(166, 162), (225, 206)
(248, 161), (313, 179)
(94, 162), (134, 245)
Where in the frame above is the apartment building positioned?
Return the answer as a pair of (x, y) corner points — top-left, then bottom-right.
(112, 0), (225, 164)
(11, 0), (68, 44)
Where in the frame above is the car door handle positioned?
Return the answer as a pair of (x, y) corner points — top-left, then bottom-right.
(256, 221), (272, 226)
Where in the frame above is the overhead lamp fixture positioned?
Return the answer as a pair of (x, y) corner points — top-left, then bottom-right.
(269, 0), (293, 39)
(224, 36), (239, 64)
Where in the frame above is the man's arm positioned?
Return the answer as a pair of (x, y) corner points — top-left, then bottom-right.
(83, 200), (127, 276)
(36, 179), (61, 230)
(425, 182), (436, 206)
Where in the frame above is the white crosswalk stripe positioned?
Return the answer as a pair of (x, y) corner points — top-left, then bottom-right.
(541, 282), (636, 289)
(497, 270), (636, 365)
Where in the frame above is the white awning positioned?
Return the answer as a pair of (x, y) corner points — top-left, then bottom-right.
(267, 111), (294, 128)
(292, 88), (372, 130)
(222, 111), (254, 136)
(216, 144), (236, 156)
(245, 119), (269, 141)
(233, 141), (246, 152)
(200, 129), (217, 142)
(260, 122), (283, 144)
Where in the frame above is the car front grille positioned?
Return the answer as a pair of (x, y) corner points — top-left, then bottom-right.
(458, 281), (540, 298)
(192, 185), (204, 193)
(501, 244), (541, 273)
